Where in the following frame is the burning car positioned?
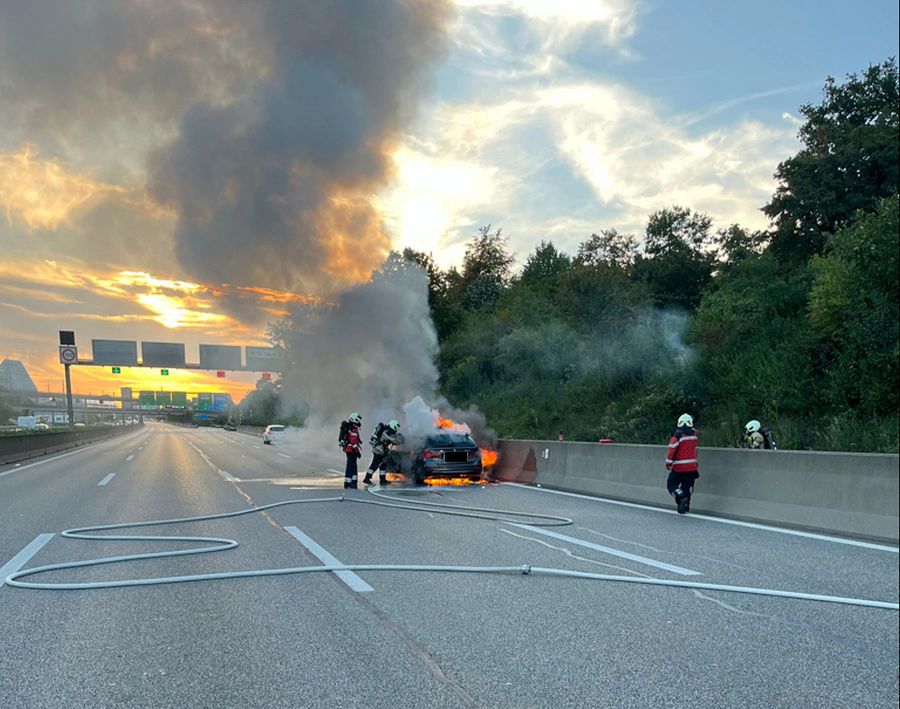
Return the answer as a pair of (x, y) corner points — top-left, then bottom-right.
(376, 402), (499, 486)
(405, 431), (484, 484)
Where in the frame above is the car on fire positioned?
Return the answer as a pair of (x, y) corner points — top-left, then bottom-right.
(391, 431), (483, 484)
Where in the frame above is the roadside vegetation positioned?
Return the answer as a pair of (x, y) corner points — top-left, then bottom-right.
(259, 60), (899, 452)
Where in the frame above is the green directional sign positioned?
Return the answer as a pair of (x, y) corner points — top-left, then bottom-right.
(111, 366), (121, 374)
(197, 392), (213, 412)
(171, 392), (187, 408)
(161, 369), (169, 376)
(138, 391), (155, 409)
(156, 391), (171, 406)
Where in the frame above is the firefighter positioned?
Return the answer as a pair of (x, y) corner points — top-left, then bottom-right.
(339, 412), (363, 489)
(743, 420), (777, 450)
(363, 419), (400, 486)
(666, 413), (699, 514)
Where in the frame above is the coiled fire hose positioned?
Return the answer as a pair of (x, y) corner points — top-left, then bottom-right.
(5, 487), (897, 611)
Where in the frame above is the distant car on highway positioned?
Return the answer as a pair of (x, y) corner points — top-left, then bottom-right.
(34, 422), (50, 431)
(223, 423), (237, 431)
(399, 432), (483, 484)
(262, 424), (285, 444)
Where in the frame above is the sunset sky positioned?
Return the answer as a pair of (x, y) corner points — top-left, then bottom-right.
(1, 0), (897, 399)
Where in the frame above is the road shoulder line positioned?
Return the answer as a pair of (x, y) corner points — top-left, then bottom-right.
(508, 523), (701, 576)
(504, 482), (899, 553)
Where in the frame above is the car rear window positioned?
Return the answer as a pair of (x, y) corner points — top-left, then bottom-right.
(425, 433), (476, 448)
(268, 425), (285, 432)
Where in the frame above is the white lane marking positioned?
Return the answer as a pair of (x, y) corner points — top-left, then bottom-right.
(508, 523), (701, 576)
(283, 526), (373, 593)
(500, 528), (654, 578)
(0, 430), (148, 479)
(578, 527), (747, 571)
(504, 482), (900, 554)
(277, 453), (292, 459)
(1, 534), (54, 587)
(125, 454), (135, 462)
(326, 468), (344, 475)
(187, 440), (240, 482)
(98, 473), (116, 486)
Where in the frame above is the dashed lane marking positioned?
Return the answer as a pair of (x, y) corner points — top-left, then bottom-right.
(284, 526), (374, 593)
(98, 473), (116, 486)
(1, 534), (54, 588)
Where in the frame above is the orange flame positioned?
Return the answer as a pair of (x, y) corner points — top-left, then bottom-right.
(480, 448), (499, 469)
(434, 415), (457, 429)
(423, 477), (488, 486)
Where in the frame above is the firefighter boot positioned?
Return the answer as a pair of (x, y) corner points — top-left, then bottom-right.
(362, 473), (373, 486)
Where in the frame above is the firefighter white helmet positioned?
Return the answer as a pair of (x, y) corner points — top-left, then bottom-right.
(677, 413), (693, 428)
(745, 419), (761, 434)
(388, 419), (400, 430)
(349, 412), (362, 425)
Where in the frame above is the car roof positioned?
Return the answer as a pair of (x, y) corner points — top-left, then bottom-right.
(425, 432), (476, 447)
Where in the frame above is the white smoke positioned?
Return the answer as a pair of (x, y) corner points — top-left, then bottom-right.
(276, 259), (496, 449)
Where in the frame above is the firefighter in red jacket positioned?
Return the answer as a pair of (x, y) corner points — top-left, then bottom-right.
(340, 412), (363, 489)
(666, 413), (699, 514)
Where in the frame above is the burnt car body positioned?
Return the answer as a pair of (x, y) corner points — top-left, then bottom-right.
(387, 432), (483, 484)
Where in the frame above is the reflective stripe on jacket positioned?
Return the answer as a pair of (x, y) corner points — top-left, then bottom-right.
(666, 426), (699, 473)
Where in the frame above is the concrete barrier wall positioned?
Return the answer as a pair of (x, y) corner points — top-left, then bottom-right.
(495, 440), (900, 543)
(0, 424), (143, 465)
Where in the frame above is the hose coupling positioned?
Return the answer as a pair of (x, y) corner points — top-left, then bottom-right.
(520, 564), (532, 575)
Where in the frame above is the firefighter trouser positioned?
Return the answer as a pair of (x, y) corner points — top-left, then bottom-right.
(344, 452), (358, 489)
(365, 452), (386, 480)
(666, 471), (699, 502)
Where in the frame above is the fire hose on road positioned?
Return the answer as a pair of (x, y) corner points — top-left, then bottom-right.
(4, 488), (898, 611)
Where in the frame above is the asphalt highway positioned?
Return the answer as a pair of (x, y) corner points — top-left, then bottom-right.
(1, 422), (897, 708)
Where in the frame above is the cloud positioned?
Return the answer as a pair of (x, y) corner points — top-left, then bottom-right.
(454, 0), (640, 55)
(0, 145), (125, 230)
(0, 1), (262, 182)
(381, 80), (800, 261)
(0, 259), (310, 337)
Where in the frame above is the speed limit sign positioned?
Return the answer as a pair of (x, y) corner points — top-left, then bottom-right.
(59, 345), (78, 364)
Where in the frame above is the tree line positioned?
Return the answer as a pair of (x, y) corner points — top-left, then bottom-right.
(253, 59), (898, 452)
(401, 59), (899, 451)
